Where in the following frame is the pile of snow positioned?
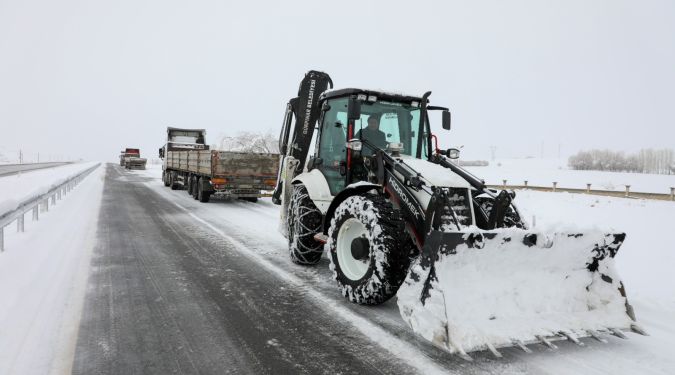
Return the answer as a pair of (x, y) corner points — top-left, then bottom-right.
(466, 158), (675, 194)
(0, 162), (99, 216)
(398, 230), (633, 355)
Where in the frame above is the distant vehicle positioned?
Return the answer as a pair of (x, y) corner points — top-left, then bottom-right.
(120, 148), (147, 170)
(159, 127), (279, 203)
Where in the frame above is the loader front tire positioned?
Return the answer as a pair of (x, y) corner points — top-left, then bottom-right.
(327, 195), (410, 305)
(287, 184), (323, 265)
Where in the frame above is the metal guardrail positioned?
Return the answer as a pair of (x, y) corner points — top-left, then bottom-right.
(488, 181), (675, 202)
(0, 162), (73, 177)
(0, 163), (101, 251)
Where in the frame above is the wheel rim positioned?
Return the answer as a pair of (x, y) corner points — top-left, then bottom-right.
(336, 218), (370, 281)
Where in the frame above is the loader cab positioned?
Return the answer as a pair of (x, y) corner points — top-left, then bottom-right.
(315, 89), (432, 194)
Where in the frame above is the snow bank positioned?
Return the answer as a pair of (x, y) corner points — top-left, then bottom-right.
(466, 158), (675, 194)
(0, 165), (104, 374)
(0, 162), (99, 216)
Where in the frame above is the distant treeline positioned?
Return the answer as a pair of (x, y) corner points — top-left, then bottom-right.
(458, 160), (489, 167)
(569, 148), (674, 174)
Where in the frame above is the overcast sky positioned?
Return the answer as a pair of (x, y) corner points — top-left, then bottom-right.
(1, 0), (673, 162)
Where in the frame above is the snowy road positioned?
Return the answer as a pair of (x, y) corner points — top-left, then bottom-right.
(62, 164), (674, 374)
(0, 162), (71, 177)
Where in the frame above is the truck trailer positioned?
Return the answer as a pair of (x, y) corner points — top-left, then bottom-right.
(159, 127), (279, 203)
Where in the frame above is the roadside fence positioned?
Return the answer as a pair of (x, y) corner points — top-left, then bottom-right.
(0, 163), (101, 251)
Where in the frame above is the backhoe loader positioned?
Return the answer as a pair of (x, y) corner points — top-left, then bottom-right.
(272, 70), (645, 358)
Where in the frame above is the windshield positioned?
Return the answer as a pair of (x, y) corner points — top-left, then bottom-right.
(326, 98), (426, 158)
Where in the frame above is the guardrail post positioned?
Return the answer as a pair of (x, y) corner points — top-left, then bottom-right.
(43, 199), (49, 212)
(671, 187), (674, 201)
(552, 182), (557, 192)
(502, 179), (507, 188)
(0, 227), (4, 252)
(58, 189), (62, 200)
(17, 215), (24, 232)
(524, 180), (528, 187)
(625, 185), (631, 198)
(51, 194), (56, 205)
(586, 183), (591, 193)
(33, 206), (39, 221)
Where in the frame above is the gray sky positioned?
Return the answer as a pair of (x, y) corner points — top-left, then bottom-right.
(1, 0), (674, 162)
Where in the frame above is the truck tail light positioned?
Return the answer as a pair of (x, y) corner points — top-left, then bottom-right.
(211, 178), (227, 184)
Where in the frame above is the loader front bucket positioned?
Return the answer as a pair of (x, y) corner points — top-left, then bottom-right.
(397, 229), (638, 358)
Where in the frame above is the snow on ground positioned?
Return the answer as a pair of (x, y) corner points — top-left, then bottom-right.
(513, 190), (675, 374)
(466, 158), (675, 194)
(138, 164), (675, 373)
(0, 165), (104, 374)
(0, 162), (99, 215)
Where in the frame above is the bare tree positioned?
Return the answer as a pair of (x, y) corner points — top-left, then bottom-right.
(569, 148), (674, 174)
(214, 131), (279, 154)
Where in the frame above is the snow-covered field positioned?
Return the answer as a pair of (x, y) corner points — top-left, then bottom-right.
(466, 158), (675, 194)
(0, 165), (104, 374)
(0, 162), (100, 215)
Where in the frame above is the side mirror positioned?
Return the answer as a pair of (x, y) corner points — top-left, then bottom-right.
(442, 110), (451, 130)
(446, 148), (460, 159)
(347, 98), (362, 120)
(158, 147), (164, 158)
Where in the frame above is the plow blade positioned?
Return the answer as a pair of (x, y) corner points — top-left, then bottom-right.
(397, 229), (639, 358)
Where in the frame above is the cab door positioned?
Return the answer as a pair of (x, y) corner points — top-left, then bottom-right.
(316, 98), (348, 195)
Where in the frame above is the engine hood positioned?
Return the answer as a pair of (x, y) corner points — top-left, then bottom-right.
(397, 155), (472, 189)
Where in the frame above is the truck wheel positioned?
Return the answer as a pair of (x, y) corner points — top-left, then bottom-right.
(186, 175), (195, 196)
(162, 171), (171, 187)
(197, 179), (210, 203)
(170, 173), (180, 190)
(327, 195), (410, 305)
(287, 184), (323, 265)
(191, 177), (200, 200)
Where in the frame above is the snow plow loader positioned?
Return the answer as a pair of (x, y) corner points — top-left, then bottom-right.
(273, 70), (645, 358)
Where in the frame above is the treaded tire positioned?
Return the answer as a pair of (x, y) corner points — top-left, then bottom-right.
(162, 171), (171, 187)
(191, 177), (200, 200)
(287, 184), (323, 265)
(327, 194), (410, 305)
(186, 175), (194, 196)
(197, 179), (210, 203)
(170, 173), (180, 190)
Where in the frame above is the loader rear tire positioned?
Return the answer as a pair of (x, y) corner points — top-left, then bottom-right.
(287, 184), (323, 265)
(327, 194), (410, 305)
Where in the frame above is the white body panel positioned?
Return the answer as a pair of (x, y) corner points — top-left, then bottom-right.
(291, 169), (333, 213)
